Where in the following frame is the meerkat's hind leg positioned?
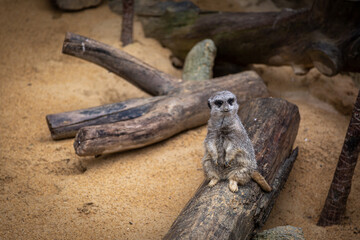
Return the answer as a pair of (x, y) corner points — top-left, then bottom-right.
(228, 168), (251, 192)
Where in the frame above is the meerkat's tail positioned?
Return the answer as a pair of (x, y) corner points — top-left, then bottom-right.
(251, 171), (272, 192)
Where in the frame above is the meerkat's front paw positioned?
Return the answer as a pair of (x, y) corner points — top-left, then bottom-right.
(228, 180), (238, 192)
(208, 178), (219, 187)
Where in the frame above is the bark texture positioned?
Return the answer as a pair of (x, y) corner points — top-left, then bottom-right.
(136, 0), (360, 76)
(62, 32), (180, 96)
(317, 90), (360, 226)
(121, 0), (134, 46)
(47, 33), (268, 146)
(73, 72), (268, 156)
(163, 97), (300, 240)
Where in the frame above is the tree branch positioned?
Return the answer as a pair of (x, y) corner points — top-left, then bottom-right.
(63, 32), (181, 96)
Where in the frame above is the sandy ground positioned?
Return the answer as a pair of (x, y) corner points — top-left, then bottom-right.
(0, 0), (359, 239)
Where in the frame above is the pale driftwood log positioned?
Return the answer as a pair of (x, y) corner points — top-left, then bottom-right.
(74, 72), (267, 156)
(163, 97), (300, 240)
(135, 0), (360, 76)
(47, 32), (180, 140)
(47, 34), (216, 140)
(46, 33), (268, 150)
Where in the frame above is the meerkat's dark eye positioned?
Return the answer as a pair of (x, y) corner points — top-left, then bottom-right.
(214, 100), (223, 107)
(227, 98), (234, 105)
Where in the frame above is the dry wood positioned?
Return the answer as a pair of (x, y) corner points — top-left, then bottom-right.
(163, 97), (300, 240)
(317, 89), (360, 226)
(73, 72), (267, 156)
(47, 33), (268, 147)
(137, 0), (360, 76)
(120, 0), (134, 46)
(62, 32), (181, 96)
(46, 97), (162, 140)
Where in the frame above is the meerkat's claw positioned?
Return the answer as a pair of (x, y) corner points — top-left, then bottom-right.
(228, 180), (238, 192)
(208, 178), (219, 187)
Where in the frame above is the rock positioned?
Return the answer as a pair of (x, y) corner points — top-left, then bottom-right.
(53, 0), (102, 11)
(253, 225), (306, 240)
(182, 39), (216, 81)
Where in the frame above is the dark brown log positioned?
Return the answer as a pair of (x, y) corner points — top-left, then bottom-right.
(136, 0), (360, 76)
(163, 97), (300, 240)
(73, 71), (268, 156)
(47, 33), (268, 142)
(121, 0), (134, 46)
(317, 89), (360, 226)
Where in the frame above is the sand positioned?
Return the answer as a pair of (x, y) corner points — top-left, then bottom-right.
(0, 1), (359, 239)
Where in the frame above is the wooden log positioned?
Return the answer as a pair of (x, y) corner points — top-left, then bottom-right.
(163, 97), (300, 240)
(47, 34), (268, 141)
(136, 0), (360, 76)
(73, 71), (268, 156)
(62, 32), (181, 96)
(46, 97), (163, 140)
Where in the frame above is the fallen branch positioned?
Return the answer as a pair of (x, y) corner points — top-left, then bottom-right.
(163, 97), (300, 240)
(46, 97), (162, 140)
(46, 33), (268, 156)
(73, 72), (267, 156)
(62, 32), (180, 96)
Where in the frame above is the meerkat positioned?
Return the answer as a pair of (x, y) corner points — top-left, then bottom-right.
(202, 90), (272, 193)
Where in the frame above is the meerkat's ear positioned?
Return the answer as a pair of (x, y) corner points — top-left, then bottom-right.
(207, 100), (211, 109)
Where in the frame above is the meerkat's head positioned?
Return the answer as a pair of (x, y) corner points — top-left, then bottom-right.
(208, 91), (239, 117)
